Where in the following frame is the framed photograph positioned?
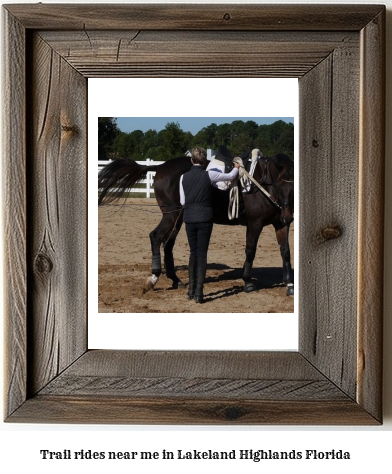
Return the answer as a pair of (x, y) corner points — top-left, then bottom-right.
(3, 4), (385, 424)
(92, 80), (298, 350)
(95, 110), (296, 317)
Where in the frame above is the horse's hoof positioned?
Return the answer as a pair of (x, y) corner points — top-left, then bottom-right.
(286, 283), (294, 296)
(143, 274), (158, 293)
(172, 279), (185, 289)
(244, 282), (256, 293)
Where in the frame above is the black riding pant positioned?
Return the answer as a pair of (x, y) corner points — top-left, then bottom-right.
(185, 221), (213, 289)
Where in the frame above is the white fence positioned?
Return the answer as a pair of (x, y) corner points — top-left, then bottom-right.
(98, 159), (164, 198)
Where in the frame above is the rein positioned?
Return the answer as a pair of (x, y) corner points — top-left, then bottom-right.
(228, 185), (240, 220)
(162, 207), (184, 248)
(236, 161), (282, 210)
(228, 158), (283, 220)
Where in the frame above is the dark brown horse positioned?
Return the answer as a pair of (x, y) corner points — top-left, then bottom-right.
(98, 151), (294, 296)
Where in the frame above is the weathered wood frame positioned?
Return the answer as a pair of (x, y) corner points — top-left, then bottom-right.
(3, 4), (385, 424)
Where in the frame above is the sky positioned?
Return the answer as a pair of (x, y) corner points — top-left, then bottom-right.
(115, 117), (294, 135)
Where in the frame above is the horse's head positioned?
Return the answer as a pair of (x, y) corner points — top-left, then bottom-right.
(272, 154), (294, 225)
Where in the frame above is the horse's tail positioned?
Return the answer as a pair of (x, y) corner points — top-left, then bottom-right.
(98, 158), (159, 205)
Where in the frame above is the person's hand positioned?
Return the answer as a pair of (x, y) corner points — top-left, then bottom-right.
(233, 157), (244, 169)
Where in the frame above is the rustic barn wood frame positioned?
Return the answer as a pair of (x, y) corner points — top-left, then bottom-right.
(3, 4), (385, 424)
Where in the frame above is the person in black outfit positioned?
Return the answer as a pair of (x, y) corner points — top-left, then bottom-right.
(179, 147), (240, 303)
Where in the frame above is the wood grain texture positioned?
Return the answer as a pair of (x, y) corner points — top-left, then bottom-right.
(2, 4), (385, 425)
(38, 30), (358, 78)
(10, 396), (378, 425)
(357, 9), (385, 422)
(39, 377), (346, 400)
(27, 33), (87, 395)
(298, 40), (360, 399)
(57, 350), (328, 379)
(2, 9), (27, 419)
(7, 350), (379, 424)
(37, 351), (347, 400)
(4, 4), (384, 31)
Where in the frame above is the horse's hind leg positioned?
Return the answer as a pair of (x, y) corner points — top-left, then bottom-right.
(144, 229), (161, 292)
(163, 218), (184, 288)
(145, 213), (182, 292)
(274, 223), (294, 296)
(144, 219), (167, 292)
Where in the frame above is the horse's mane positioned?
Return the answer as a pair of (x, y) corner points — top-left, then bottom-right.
(271, 153), (294, 181)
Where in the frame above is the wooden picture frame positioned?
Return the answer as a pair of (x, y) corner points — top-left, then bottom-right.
(3, 4), (385, 424)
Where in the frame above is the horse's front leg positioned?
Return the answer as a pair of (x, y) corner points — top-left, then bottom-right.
(275, 223), (294, 296)
(242, 221), (262, 293)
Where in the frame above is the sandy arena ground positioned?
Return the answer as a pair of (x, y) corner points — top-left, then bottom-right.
(98, 198), (294, 313)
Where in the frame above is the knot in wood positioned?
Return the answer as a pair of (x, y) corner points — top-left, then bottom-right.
(223, 405), (244, 420)
(61, 124), (77, 134)
(223, 12), (231, 21)
(34, 252), (53, 274)
(314, 225), (342, 245)
(312, 139), (319, 148)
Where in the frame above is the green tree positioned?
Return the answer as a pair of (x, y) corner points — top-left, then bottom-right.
(231, 120), (259, 153)
(275, 122), (294, 157)
(192, 123), (218, 149)
(142, 129), (159, 158)
(99, 118), (294, 162)
(161, 122), (188, 159)
(98, 117), (120, 159)
(255, 120), (294, 157)
(215, 123), (231, 147)
(128, 130), (145, 159)
(113, 132), (132, 158)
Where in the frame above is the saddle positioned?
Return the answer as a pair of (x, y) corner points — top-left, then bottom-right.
(239, 150), (252, 172)
(210, 146), (247, 224)
(215, 145), (235, 173)
(214, 145), (256, 171)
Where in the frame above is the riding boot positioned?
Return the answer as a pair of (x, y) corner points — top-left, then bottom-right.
(187, 256), (197, 300)
(194, 260), (207, 304)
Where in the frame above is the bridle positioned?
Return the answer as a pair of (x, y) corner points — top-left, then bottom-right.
(228, 157), (283, 219)
(246, 166), (282, 210)
(258, 158), (294, 210)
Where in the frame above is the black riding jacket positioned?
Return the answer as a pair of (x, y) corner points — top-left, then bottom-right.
(182, 166), (213, 224)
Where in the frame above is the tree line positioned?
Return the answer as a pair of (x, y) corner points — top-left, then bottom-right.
(98, 117), (294, 161)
